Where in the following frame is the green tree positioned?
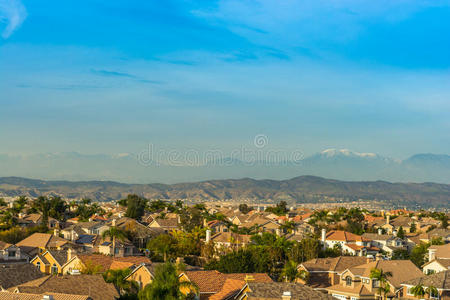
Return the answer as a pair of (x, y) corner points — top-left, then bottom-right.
(104, 268), (138, 296)
(138, 262), (198, 300)
(410, 243), (429, 267)
(288, 238), (320, 264)
(397, 226), (405, 239)
(0, 198), (7, 206)
(102, 226), (128, 257)
(147, 234), (178, 262)
(238, 204), (253, 214)
(124, 194), (147, 220)
(391, 249), (409, 260)
(441, 216), (448, 229)
(369, 268), (392, 300)
(179, 207), (203, 232)
(410, 222), (416, 233)
(265, 201), (288, 216)
(281, 260), (308, 282)
(409, 284), (425, 298)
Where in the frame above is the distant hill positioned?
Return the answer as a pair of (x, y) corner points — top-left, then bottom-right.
(0, 175), (448, 208)
(0, 150), (449, 184)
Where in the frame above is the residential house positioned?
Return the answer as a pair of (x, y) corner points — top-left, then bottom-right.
(17, 232), (76, 257)
(178, 270), (272, 300)
(0, 291), (91, 300)
(62, 253), (150, 274)
(0, 241), (30, 263)
(321, 230), (378, 257)
(231, 282), (334, 300)
(31, 249), (79, 274)
(298, 256), (369, 289)
(148, 218), (179, 233)
(17, 214), (60, 229)
(209, 232), (252, 255)
(206, 220), (228, 233)
(423, 244), (450, 275)
(362, 232), (406, 257)
(401, 270), (450, 299)
(10, 274), (119, 300)
(381, 216), (415, 235)
(124, 262), (162, 289)
(114, 217), (164, 248)
(0, 263), (46, 290)
(325, 260), (423, 299)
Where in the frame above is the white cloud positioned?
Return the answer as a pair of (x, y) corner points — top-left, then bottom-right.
(0, 0), (27, 39)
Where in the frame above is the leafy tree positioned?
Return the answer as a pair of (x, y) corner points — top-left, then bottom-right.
(238, 204), (253, 214)
(410, 243), (429, 267)
(104, 268), (138, 296)
(205, 249), (255, 273)
(124, 194), (147, 220)
(369, 268), (392, 300)
(175, 200), (183, 208)
(391, 249), (409, 260)
(102, 226), (128, 257)
(0, 198), (7, 206)
(425, 286), (439, 299)
(281, 260), (308, 282)
(288, 238), (320, 264)
(138, 262), (198, 300)
(265, 201), (288, 216)
(397, 226), (405, 239)
(147, 200), (167, 212)
(441, 215), (448, 229)
(410, 222), (416, 233)
(81, 259), (103, 274)
(179, 207), (203, 232)
(147, 234), (178, 262)
(409, 284), (425, 298)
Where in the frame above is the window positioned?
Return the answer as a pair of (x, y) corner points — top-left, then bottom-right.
(8, 251), (16, 257)
(430, 289), (439, 299)
(36, 262), (41, 269)
(406, 287), (414, 296)
(51, 264), (58, 274)
(346, 276), (352, 286)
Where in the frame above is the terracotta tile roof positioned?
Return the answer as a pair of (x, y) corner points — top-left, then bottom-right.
(325, 230), (367, 242)
(12, 275), (119, 300)
(402, 270), (450, 290)
(183, 271), (272, 294)
(78, 254), (150, 272)
(0, 264), (46, 289)
(245, 282), (334, 299)
(209, 279), (245, 300)
(0, 292), (90, 300)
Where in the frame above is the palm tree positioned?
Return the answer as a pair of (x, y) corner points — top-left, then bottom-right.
(410, 284), (425, 298)
(281, 260), (309, 283)
(102, 226), (127, 257)
(104, 268), (138, 296)
(138, 262), (198, 300)
(425, 286), (439, 299)
(369, 268), (392, 300)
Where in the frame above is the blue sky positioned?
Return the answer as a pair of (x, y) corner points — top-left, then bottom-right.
(0, 0), (449, 159)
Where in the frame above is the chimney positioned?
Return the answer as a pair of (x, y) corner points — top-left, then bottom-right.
(206, 229), (211, 243)
(321, 228), (326, 243)
(42, 295), (54, 300)
(67, 248), (74, 261)
(282, 291), (292, 300)
(177, 214), (181, 224)
(276, 229), (281, 236)
(428, 248), (436, 262)
(376, 253), (383, 261)
(112, 219), (116, 227)
(53, 229), (60, 237)
(378, 228), (383, 235)
(386, 215), (390, 224)
(393, 230), (397, 237)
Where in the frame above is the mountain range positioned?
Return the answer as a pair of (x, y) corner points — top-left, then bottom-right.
(0, 175), (448, 208)
(0, 149), (449, 184)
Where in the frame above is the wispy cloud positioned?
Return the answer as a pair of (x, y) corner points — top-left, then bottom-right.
(91, 69), (163, 84)
(0, 0), (27, 39)
(91, 69), (137, 78)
